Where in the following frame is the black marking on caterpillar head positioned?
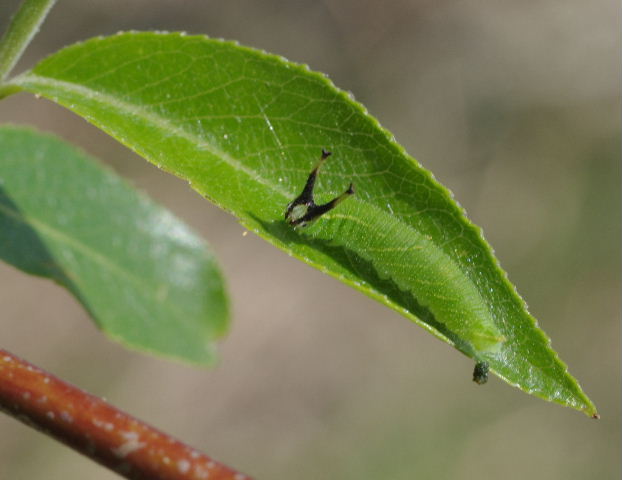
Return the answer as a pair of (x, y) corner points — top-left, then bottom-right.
(285, 149), (354, 227)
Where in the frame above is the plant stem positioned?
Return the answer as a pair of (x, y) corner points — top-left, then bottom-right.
(0, 349), (252, 480)
(0, 0), (56, 82)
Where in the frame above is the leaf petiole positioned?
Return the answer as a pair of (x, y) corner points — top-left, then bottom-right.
(0, 0), (56, 82)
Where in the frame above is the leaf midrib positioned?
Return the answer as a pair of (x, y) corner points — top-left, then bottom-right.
(14, 73), (290, 198)
(13, 72), (498, 335)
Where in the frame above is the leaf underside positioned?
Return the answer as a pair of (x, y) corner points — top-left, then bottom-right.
(5, 32), (596, 415)
(0, 125), (228, 365)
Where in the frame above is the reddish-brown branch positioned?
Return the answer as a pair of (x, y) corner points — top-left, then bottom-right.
(0, 349), (253, 480)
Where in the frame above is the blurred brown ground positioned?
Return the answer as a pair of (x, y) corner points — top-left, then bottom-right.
(0, 1), (619, 479)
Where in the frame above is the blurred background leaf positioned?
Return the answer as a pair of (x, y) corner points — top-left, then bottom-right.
(0, 1), (618, 479)
(0, 125), (228, 364)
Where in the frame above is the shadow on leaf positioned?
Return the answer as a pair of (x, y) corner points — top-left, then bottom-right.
(250, 213), (477, 359)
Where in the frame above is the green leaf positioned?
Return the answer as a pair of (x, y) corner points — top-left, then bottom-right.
(6, 32), (596, 415)
(0, 125), (228, 365)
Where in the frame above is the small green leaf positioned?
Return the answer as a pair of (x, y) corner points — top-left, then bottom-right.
(0, 125), (228, 365)
(6, 32), (596, 415)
